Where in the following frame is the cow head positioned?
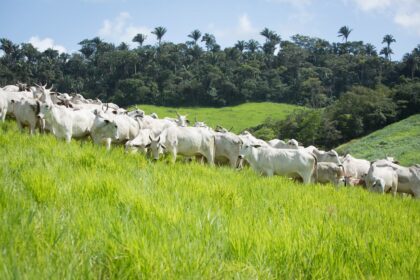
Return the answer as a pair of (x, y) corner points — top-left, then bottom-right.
(37, 102), (53, 119)
(176, 112), (189, 127)
(238, 144), (261, 159)
(146, 135), (166, 160)
(93, 111), (119, 141)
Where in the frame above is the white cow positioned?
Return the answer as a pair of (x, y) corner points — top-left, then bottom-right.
(38, 102), (96, 143)
(316, 162), (345, 186)
(90, 112), (119, 150)
(0, 93), (7, 122)
(312, 148), (342, 165)
(10, 98), (43, 134)
(371, 159), (420, 198)
(238, 144), (317, 184)
(365, 163), (398, 195)
(125, 128), (153, 154)
(341, 154), (370, 179)
(268, 138), (300, 149)
(96, 110), (141, 144)
(239, 131), (269, 148)
(214, 131), (242, 168)
(138, 115), (176, 136)
(148, 126), (215, 165)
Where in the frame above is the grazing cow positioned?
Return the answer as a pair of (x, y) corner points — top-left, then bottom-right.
(316, 162), (345, 186)
(371, 159), (420, 198)
(96, 110), (141, 144)
(10, 98), (43, 134)
(38, 102), (96, 143)
(238, 145), (317, 184)
(365, 163), (398, 195)
(90, 112), (119, 150)
(125, 128), (153, 154)
(341, 154), (370, 180)
(147, 126), (215, 165)
(0, 94), (7, 122)
(214, 131), (242, 168)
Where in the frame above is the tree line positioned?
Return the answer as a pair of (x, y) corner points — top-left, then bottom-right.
(0, 26), (419, 148)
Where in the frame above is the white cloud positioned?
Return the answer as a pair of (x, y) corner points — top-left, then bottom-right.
(266, 0), (313, 9)
(28, 36), (67, 53)
(350, 0), (392, 11)
(98, 12), (151, 46)
(349, 0), (420, 36)
(209, 13), (259, 43)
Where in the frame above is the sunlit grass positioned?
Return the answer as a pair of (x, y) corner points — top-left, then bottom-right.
(0, 120), (419, 279)
(336, 114), (420, 166)
(132, 102), (301, 133)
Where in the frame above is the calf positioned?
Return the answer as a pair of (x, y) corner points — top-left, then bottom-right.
(316, 162), (345, 186)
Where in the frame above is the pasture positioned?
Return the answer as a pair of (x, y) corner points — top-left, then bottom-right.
(1, 121), (419, 279)
(131, 102), (301, 133)
(336, 114), (420, 166)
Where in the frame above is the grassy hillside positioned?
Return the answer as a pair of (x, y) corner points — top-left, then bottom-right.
(132, 102), (301, 133)
(336, 114), (420, 166)
(0, 121), (419, 279)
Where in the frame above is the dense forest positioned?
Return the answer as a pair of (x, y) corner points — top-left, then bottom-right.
(1, 26), (419, 148)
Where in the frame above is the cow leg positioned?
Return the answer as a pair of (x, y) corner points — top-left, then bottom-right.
(105, 138), (112, 150)
(265, 169), (274, 177)
(171, 149), (177, 164)
(65, 133), (72, 143)
(17, 121), (23, 132)
(300, 172), (312, 185)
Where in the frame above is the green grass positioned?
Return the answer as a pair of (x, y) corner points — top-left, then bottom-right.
(1, 121), (419, 279)
(132, 102), (301, 133)
(336, 114), (420, 166)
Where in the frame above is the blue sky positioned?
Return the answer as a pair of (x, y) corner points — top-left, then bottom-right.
(1, 0), (419, 60)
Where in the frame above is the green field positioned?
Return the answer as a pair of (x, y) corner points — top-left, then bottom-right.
(1, 120), (419, 279)
(132, 102), (301, 133)
(336, 114), (420, 166)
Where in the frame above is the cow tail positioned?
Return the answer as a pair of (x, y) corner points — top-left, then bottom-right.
(310, 152), (318, 183)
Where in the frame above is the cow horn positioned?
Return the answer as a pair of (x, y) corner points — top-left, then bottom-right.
(176, 111), (180, 117)
(228, 126), (233, 132)
(149, 135), (154, 142)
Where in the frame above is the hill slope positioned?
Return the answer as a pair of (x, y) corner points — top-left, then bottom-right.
(336, 114), (420, 166)
(132, 102), (301, 133)
(0, 121), (419, 279)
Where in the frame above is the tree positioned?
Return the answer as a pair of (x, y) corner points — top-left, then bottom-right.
(152, 26), (167, 45)
(187, 29), (202, 45)
(338, 26), (352, 43)
(364, 43), (377, 56)
(260, 28), (281, 55)
(246, 39), (260, 53)
(382, 34), (396, 60)
(235, 40), (246, 52)
(132, 33), (147, 47)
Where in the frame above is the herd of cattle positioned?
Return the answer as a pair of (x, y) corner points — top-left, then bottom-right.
(1, 83), (419, 198)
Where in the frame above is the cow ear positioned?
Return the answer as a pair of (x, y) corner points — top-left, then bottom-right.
(104, 119), (110, 124)
(160, 144), (166, 150)
(252, 145), (261, 148)
(145, 143), (151, 148)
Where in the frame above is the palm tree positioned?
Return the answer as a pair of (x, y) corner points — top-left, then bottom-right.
(380, 47), (393, 60)
(381, 34), (396, 60)
(382, 34), (396, 49)
(188, 29), (202, 45)
(132, 33), (147, 47)
(260, 28), (273, 42)
(246, 39), (260, 53)
(365, 43), (377, 56)
(152, 26), (167, 46)
(338, 26), (352, 43)
(201, 33), (216, 51)
(235, 40), (246, 52)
